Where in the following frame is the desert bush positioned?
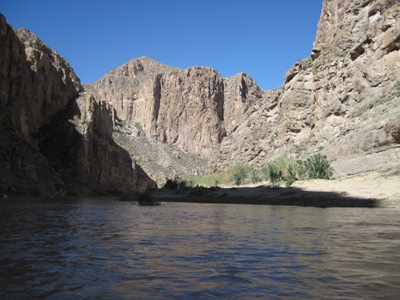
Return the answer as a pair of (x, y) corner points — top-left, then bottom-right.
(232, 166), (247, 185)
(250, 168), (262, 183)
(266, 156), (301, 187)
(186, 154), (334, 189)
(263, 154), (333, 187)
(305, 153), (333, 179)
(284, 163), (298, 186)
(266, 162), (283, 187)
(182, 164), (251, 187)
(296, 159), (308, 179)
(261, 165), (270, 182)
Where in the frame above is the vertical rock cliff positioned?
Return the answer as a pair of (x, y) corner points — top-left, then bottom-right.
(0, 15), (155, 196)
(85, 57), (266, 183)
(86, 58), (230, 158)
(220, 0), (400, 175)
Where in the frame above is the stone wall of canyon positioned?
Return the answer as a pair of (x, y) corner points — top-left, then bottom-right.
(86, 0), (399, 181)
(0, 14), (154, 196)
(85, 58), (265, 159)
(224, 0), (400, 174)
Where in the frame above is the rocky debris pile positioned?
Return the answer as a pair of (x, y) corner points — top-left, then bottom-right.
(112, 122), (209, 186)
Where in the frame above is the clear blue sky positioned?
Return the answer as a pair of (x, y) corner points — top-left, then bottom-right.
(2, 0), (322, 90)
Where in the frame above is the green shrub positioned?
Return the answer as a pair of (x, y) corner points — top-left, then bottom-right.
(232, 166), (247, 185)
(183, 164), (251, 187)
(266, 156), (301, 187)
(305, 153), (333, 179)
(261, 165), (270, 181)
(177, 179), (195, 189)
(296, 159), (308, 179)
(250, 168), (262, 183)
(185, 153), (334, 190)
(266, 162), (283, 187)
(262, 154), (333, 187)
(284, 163), (298, 186)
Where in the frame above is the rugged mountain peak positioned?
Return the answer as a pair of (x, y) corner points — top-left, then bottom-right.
(84, 56), (268, 184)
(16, 27), (82, 93)
(110, 56), (176, 78)
(86, 57), (265, 158)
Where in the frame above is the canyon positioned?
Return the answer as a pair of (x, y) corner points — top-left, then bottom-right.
(1, 0), (399, 196)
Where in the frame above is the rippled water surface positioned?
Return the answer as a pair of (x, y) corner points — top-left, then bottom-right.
(1, 198), (400, 299)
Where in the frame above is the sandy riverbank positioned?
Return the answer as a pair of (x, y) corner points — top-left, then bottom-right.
(292, 172), (400, 205)
(151, 172), (400, 208)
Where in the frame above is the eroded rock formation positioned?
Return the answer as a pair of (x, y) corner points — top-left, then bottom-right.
(85, 57), (267, 184)
(0, 14), (154, 196)
(220, 0), (400, 175)
(86, 57), (266, 159)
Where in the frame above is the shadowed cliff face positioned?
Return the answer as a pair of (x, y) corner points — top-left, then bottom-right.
(0, 14), (155, 196)
(0, 14), (79, 196)
(37, 95), (155, 195)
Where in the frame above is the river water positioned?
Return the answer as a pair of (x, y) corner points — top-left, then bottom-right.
(1, 198), (399, 299)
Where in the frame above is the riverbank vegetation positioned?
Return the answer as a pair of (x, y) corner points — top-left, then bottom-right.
(176, 153), (333, 188)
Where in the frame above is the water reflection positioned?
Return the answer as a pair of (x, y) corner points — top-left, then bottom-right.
(0, 199), (399, 299)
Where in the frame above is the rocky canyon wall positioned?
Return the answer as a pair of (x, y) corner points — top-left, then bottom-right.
(219, 0), (400, 175)
(86, 57), (266, 159)
(0, 14), (154, 196)
(1, 0), (399, 192)
(86, 0), (399, 181)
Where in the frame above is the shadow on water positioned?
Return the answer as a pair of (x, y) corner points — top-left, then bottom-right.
(152, 185), (383, 208)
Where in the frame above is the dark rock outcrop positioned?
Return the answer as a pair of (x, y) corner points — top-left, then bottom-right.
(0, 14), (155, 196)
